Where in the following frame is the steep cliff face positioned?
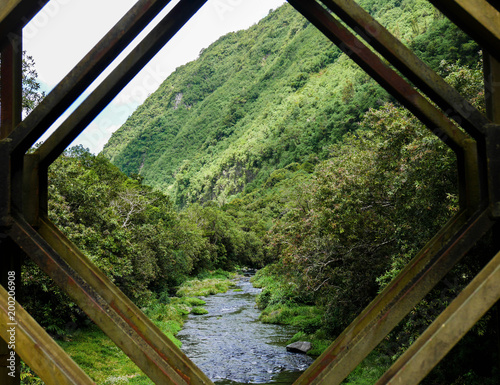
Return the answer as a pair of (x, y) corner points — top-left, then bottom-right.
(102, 1), (476, 206)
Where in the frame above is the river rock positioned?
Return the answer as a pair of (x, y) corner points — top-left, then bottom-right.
(286, 341), (312, 354)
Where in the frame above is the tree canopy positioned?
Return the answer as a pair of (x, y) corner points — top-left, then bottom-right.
(103, 2), (478, 207)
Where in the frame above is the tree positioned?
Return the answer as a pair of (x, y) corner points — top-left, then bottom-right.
(269, 100), (457, 334)
(0, 51), (45, 114)
(112, 187), (156, 228)
(21, 53), (45, 113)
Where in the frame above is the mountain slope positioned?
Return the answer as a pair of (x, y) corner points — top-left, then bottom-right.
(103, 1), (477, 206)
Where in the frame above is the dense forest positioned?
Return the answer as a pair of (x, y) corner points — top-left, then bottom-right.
(102, 1), (477, 206)
(16, 0), (499, 384)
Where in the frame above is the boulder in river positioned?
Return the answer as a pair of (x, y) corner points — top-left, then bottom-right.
(286, 341), (312, 354)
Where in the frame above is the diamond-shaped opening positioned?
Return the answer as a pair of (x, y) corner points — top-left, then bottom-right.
(0, 0), (492, 382)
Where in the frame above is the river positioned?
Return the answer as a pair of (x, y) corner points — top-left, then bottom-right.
(176, 273), (313, 384)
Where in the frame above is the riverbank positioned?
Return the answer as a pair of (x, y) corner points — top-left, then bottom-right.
(21, 268), (372, 384)
(250, 267), (332, 357)
(20, 272), (236, 384)
(250, 267), (397, 385)
(176, 272), (313, 384)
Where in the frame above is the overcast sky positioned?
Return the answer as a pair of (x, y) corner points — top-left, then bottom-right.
(23, 0), (287, 153)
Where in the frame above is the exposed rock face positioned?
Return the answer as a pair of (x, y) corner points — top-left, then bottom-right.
(286, 341), (312, 354)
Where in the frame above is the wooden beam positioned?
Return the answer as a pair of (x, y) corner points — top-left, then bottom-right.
(9, 213), (209, 385)
(0, 285), (95, 385)
(376, 250), (500, 384)
(0, 0), (49, 51)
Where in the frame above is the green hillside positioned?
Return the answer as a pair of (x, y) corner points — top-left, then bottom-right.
(103, 1), (476, 206)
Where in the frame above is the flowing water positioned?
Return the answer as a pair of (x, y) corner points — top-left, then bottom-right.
(177, 273), (313, 384)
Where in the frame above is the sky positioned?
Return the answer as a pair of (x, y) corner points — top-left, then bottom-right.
(23, 0), (287, 154)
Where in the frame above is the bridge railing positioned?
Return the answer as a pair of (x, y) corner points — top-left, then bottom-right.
(1, 1), (499, 384)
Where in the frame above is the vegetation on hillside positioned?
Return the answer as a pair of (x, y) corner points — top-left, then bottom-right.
(20, 148), (266, 333)
(104, 1), (478, 207)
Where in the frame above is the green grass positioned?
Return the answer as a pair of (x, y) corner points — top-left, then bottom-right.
(175, 275), (236, 314)
(251, 266), (332, 356)
(176, 278), (235, 297)
(196, 269), (236, 280)
(54, 300), (188, 384)
(174, 274), (238, 315)
(250, 266), (275, 289)
(287, 330), (332, 357)
(182, 297), (207, 306)
(48, 303), (187, 384)
(58, 326), (151, 384)
(191, 306), (209, 315)
(342, 351), (392, 385)
(260, 304), (331, 356)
